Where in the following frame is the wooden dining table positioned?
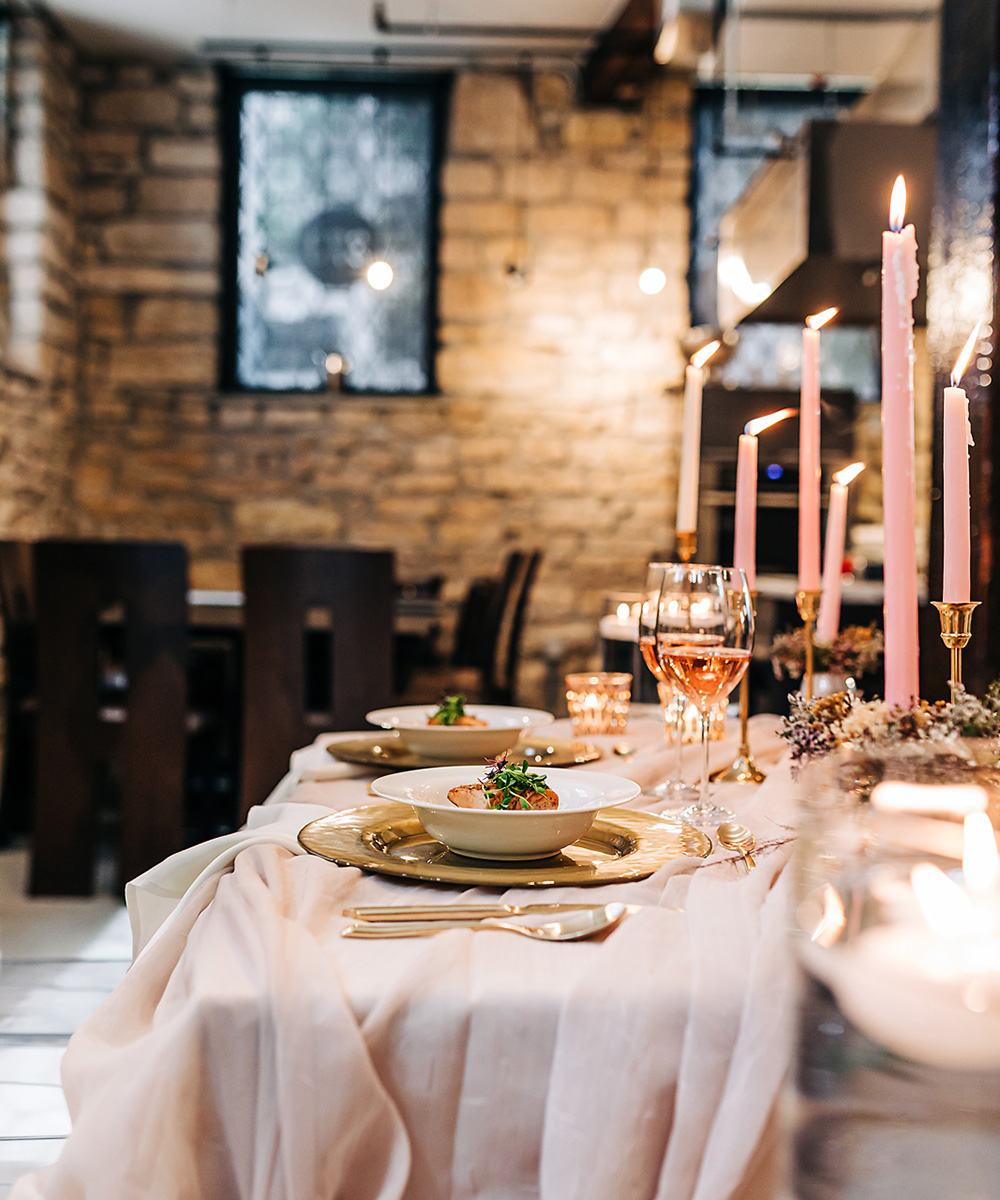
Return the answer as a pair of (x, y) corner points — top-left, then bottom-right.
(11, 709), (798, 1200)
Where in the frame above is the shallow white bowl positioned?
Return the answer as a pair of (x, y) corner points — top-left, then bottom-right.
(369, 765), (641, 860)
(365, 704), (554, 760)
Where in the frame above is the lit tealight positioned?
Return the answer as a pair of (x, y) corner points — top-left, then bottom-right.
(366, 260), (394, 290)
(638, 267), (666, 295)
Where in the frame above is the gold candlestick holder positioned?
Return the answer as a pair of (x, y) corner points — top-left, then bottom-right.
(713, 590), (764, 784)
(931, 600), (980, 702)
(795, 589), (823, 700)
(676, 530), (696, 564)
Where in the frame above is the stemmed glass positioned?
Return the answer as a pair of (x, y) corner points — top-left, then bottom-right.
(654, 564), (754, 827)
(638, 562), (697, 809)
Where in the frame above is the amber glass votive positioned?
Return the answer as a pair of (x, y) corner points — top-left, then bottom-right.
(565, 672), (632, 736)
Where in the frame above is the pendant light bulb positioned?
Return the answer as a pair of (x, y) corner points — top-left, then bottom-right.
(639, 267), (666, 295)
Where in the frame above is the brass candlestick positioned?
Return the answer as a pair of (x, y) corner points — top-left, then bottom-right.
(713, 590), (764, 784)
(795, 589), (823, 700)
(931, 600), (980, 702)
(676, 530), (696, 564)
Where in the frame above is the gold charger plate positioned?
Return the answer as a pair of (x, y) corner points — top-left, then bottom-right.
(326, 732), (603, 770)
(298, 801), (711, 888)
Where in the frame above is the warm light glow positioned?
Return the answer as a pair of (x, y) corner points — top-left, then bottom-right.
(745, 407), (796, 437)
(653, 20), (679, 63)
(691, 340), (721, 370)
(963, 812), (999, 898)
(616, 602), (631, 621)
(834, 461), (865, 487)
(639, 267), (667, 295)
(889, 175), (907, 232)
(810, 883), (847, 947)
(870, 780), (988, 817)
(366, 260), (394, 290)
(951, 322), (982, 387)
(806, 307), (838, 331)
(911, 863), (977, 940)
(718, 254), (773, 307)
(325, 353), (344, 375)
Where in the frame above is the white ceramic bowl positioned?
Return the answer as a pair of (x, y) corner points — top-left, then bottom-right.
(369, 765), (641, 860)
(365, 704), (554, 760)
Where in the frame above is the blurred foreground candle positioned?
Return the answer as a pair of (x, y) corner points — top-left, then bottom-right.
(565, 672), (632, 737)
(881, 175), (920, 706)
(817, 462), (865, 641)
(800, 308), (837, 591)
(676, 340), (720, 540)
(943, 325), (981, 603)
(733, 408), (796, 589)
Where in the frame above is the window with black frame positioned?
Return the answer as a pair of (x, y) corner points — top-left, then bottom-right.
(221, 73), (447, 395)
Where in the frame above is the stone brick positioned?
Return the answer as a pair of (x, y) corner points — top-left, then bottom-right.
(82, 184), (127, 215)
(502, 159), (569, 202)
(102, 219), (219, 265)
(562, 111), (636, 148)
(185, 103), (216, 132)
(91, 88), (181, 128)
(82, 264), (219, 294)
(449, 74), (536, 155)
(133, 298), (218, 338)
(137, 175), (219, 213)
(441, 159), (498, 199)
(84, 295), (124, 339)
(441, 201), (521, 236)
(527, 203), (612, 237)
(108, 342), (216, 386)
(234, 498), (342, 540)
(148, 137), (220, 172)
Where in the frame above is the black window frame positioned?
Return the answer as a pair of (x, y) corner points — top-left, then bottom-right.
(218, 66), (450, 397)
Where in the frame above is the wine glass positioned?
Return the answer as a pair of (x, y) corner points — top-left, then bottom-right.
(654, 565), (754, 827)
(638, 562), (698, 809)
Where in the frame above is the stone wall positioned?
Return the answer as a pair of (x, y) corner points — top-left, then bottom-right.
(0, 14), (78, 536)
(68, 60), (693, 704)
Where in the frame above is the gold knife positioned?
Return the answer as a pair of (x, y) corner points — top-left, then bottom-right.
(344, 902), (661, 922)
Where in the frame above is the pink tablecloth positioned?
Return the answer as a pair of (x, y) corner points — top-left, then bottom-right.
(13, 712), (798, 1200)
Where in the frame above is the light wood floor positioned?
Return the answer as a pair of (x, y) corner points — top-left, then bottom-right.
(0, 848), (131, 1196)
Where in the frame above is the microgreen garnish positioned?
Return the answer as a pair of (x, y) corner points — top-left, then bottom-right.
(481, 753), (550, 811)
(430, 695), (468, 726)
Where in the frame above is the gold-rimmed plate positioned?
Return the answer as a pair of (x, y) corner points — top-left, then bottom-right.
(298, 802), (711, 887)
(326, 733), (602, 771)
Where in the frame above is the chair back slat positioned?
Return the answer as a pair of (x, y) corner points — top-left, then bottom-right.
(240, 546), (395, 816)
(30, 540), (188, 895)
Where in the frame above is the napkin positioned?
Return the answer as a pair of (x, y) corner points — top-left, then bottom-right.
(125, 801), (334, 960)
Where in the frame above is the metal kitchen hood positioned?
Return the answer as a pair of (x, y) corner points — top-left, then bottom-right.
(717, 120), (937, 327)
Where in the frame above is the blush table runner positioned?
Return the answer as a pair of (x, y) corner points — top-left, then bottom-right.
(12, 711), (798, 1200)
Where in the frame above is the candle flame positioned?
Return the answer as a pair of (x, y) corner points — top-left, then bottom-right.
(691, 340), (721, 370)
(616, 602), (631, 621)
(810, 883), (847, 947)
(911, 862), (977, 940)
(745, 407), (796, 437)
(806, 307), (838, 331)
(951, 322), (982, 387)
(963, 812), (999, 898)
(889, 175), (907, 232)
(833, 461), (865, 486)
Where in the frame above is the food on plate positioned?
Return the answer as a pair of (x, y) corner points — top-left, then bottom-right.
(427, 694), (488, 727)
(447, 754), (559, 811)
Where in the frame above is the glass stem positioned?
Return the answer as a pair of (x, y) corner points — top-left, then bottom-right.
(674, 695), (685, 783)
(699, 705), (711, 809)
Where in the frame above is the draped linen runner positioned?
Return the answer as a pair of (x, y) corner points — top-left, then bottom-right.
(12, 714), (798, 1200)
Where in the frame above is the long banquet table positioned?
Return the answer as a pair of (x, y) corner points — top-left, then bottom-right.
(13, 710), (799, 1200)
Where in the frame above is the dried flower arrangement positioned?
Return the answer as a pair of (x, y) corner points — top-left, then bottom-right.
(771, 624), (884, 681)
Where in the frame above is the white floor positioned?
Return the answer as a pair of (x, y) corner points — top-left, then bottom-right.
(0, 849), (131, 1197)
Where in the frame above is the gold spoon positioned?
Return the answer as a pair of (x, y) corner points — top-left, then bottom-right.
(717, 822), (756, 872)
(341, 902), (628, 941)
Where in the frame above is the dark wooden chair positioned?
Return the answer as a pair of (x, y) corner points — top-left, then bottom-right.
(239, 546), (395, 818)
(0, 542), (37, 846)
(30, 540), (188, 896)
(400, 549), (542, 706)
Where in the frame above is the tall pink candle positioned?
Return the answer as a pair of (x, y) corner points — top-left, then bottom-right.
(734, 409), (796, 592)
(881, 176), (920, 706)
(733, 433), (758, 590)
(799, 312), (831, 591)
(942, 326), (980, 603)
(817, 462), (865, 642)
(676, 341), (720, 536)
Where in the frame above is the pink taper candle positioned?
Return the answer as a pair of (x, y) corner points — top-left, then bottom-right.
(881, 176), (920, 706)
(799, 307), (836, 591)
(734, 409), (796, 591)
(942, 325), (980, 603)
(817, 462), (865, 642)
(676, 340), (721, 536)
